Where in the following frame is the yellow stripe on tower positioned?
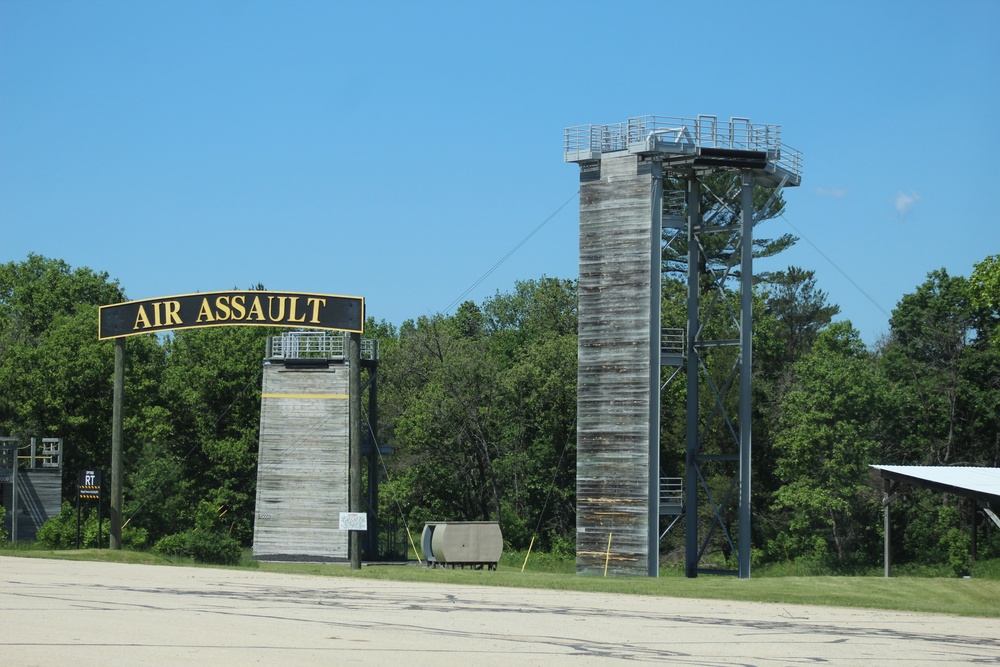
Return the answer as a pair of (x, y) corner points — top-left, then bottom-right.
(261, 393), (349, 399)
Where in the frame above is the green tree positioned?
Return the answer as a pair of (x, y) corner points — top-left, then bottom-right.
(661, 173), (795, 285)
(761, 266), (840, 367)
(0, 255), (164, 502)
(751, 268), (841, 549)
(485, 278), (578, 548)
(382, 313), (504, 526)
(137, 324), (279, 545)
(0, 253), (124, 344)
(969, 254), (1000, 319)
(878, 263), (1000, 566)
(880, 269), (979, 465)
(769, 322), (885, 569)
(377, 278), (579, 551)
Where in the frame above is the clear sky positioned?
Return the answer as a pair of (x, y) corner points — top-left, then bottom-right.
(2, 1), (997, 343)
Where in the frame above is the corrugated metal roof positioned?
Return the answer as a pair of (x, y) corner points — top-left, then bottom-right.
(871, 465), (1000, 502)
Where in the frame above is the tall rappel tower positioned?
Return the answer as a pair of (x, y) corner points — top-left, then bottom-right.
(565, 115), (802, 577)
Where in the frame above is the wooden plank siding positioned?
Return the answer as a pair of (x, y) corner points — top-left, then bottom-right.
(253, 363), (350, 561)
(576, 154), (661, 576)
(1, 469), (61, 542)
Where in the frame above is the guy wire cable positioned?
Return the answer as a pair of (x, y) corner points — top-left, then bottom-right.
(444, 190), (578, 315)
(366, 411), (422, 564)
(123, 366), (264, 529)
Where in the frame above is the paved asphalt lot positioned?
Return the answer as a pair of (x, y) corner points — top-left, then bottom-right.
(1, 556), (999, 665)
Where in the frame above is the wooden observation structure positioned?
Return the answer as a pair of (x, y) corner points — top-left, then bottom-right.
(0, 438), (63, 542)
(252, 331), (384, 561)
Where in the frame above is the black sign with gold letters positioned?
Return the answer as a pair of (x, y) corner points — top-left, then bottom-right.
(99, 291), (364, 339)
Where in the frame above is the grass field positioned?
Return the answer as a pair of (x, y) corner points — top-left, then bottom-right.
(3, 545), (998, 618)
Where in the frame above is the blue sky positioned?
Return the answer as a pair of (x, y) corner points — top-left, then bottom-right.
(2, 1), (997, 344)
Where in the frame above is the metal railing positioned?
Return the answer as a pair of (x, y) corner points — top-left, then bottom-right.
(661, 328), (685, 356)
(663, 189), (687, 219)
(0, 439), (17, 478)
(564, 115), (802, 181)
(774, 141), (803, 179)
(267, 331), (378, 361)
(0, 437), (61, 470)
(660, 477), (683, 506)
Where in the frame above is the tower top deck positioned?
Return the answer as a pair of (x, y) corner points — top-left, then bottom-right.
(564, 115), (801, 187)
(265, 330), (378, 363)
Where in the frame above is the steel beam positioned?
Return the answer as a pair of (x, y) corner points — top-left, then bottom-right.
(738, 171), (753, 579)
(684, 172), (755, 579)
(685, 176), (701, 578)
(648, 164), (663, 577)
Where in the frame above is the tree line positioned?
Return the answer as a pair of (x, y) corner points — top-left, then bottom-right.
(1, 246), (997, 572)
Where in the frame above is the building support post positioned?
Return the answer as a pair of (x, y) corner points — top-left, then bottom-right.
(349, 332), (362, 570)
(9, 442), (19, 542)
(684, 175), (701, 578)
(110, 337), (125, 550)
(883, 478), (891, 578)
(738, 171), (754, 579)
(971, 498), (978, 562)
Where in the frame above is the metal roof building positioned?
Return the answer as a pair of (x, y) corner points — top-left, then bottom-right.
(872, 466), (1000, 504)
(872, 465), (1000, 576)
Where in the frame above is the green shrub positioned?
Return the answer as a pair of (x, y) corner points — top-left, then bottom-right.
(0, 506), (7, 542)
(35, 502), (76, 549)
(187, 530), (242, 565)
(970, 558), (1000, 580)
(35, 502), (148, 550)
(152, 529), (241, 566)
(548, 534), (576, 559)
(151, 532), (191, 558)
(122, 526), (149, 550)
(754, 558), (837, 577)
(943, 527), (972, 577)
(891, 562), (956, 577)
(501, 546), (575, 573)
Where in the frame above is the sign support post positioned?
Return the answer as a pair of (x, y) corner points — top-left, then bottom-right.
(110, 338), (124, 549)
(78, 469), (103, 549)
(10, 444), (18, 542)
(349, 332), (362, 570)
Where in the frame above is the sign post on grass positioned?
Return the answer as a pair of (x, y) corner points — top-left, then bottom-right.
(77, 469), (103, 549)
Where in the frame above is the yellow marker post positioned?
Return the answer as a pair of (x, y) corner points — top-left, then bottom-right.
(404, 523), (422, 565)
(604, 533), (613, 576)
(521, 535), (536, 573)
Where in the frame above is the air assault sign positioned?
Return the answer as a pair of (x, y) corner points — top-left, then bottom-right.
(99, 291), (364, 339)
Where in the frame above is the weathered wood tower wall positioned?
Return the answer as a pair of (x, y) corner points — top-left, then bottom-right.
(576, 153), (662, 576)
(253, 362), (349, 561)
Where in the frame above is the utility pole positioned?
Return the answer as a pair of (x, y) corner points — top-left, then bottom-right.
(110, 337), (125, 549)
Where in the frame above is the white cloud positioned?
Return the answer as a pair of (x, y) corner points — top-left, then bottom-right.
(895, 191), (922, 219)
(813, 187), (849, 198)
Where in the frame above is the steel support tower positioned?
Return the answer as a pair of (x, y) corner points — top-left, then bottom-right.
(566, 116), (801, 578)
